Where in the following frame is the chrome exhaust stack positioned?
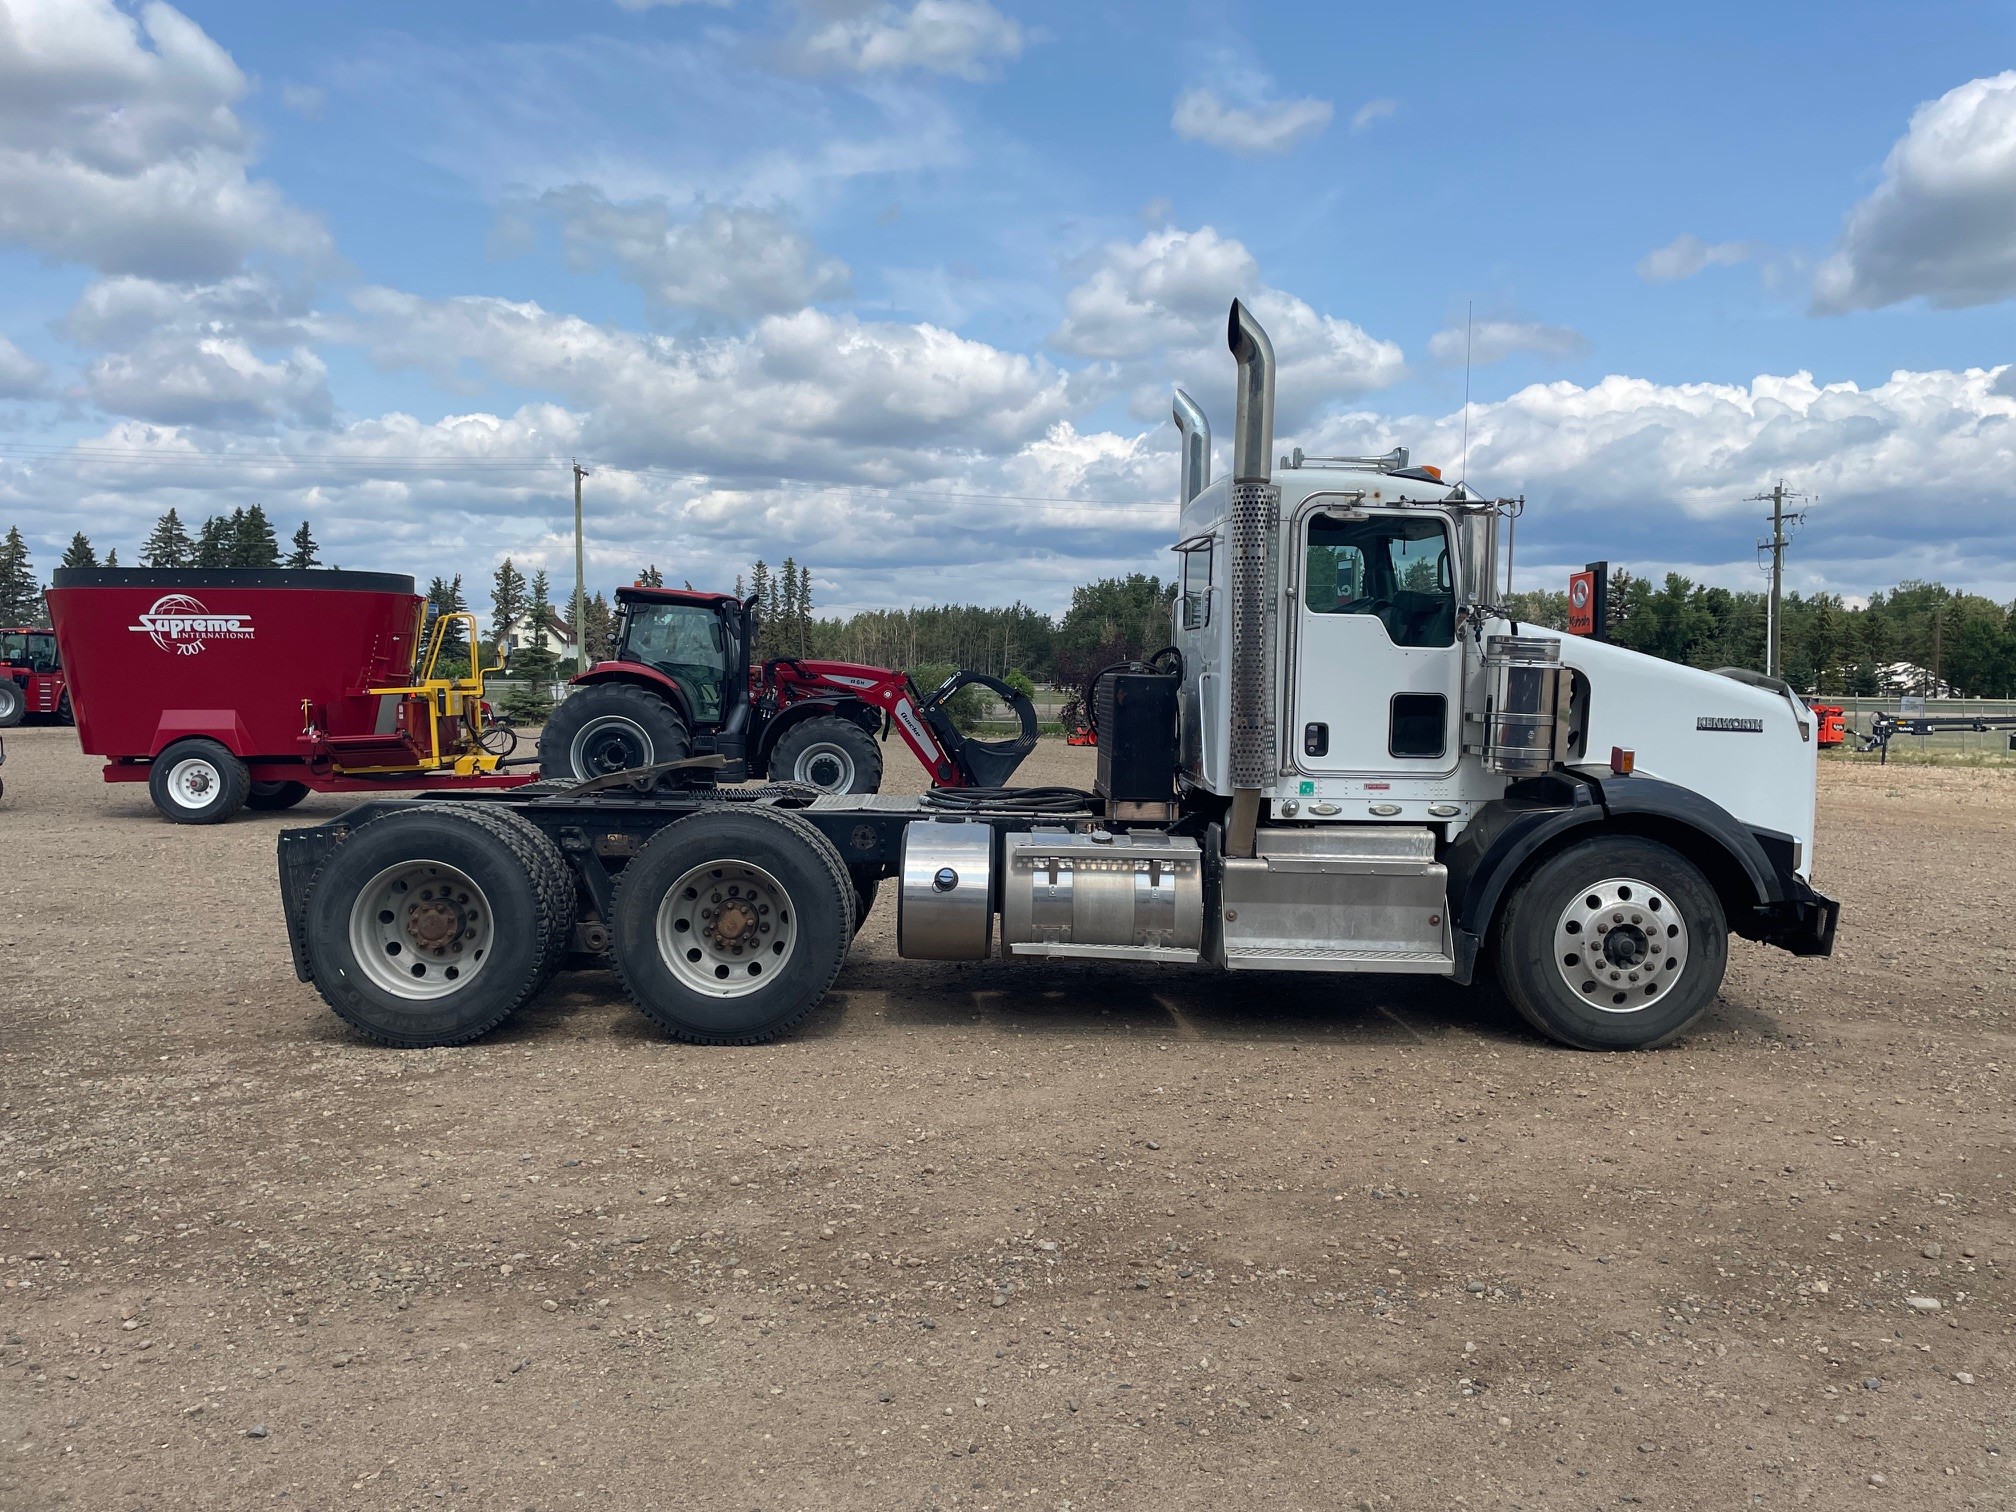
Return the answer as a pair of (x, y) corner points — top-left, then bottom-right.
(1223, 299), (1279, 858)
(1172, 387), (1211, 506)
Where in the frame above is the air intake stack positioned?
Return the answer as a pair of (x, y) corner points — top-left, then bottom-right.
(1223, 299), (1279, 858)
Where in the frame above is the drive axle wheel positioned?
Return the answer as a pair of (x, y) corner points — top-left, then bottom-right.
(303, 805), (575, 1047)
(611, 808), (855, 1044)
(0, 681), (22, 727)
(1493, 835), (1727, 1051)
(148, 737), (250, 824)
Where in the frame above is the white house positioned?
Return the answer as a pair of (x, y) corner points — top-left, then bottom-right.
(502, 610), (578, 663)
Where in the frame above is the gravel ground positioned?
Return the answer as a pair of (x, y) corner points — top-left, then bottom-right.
(1, 727), (2011, 1511)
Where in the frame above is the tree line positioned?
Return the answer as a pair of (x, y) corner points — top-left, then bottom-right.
(1506, 570), (2016, 698)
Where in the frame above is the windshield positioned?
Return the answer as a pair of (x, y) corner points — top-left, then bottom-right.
(0, 631), (57, 670)
(622, 603), (730, 720)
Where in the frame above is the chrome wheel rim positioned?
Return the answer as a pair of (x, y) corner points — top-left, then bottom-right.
(166, 756), (222, 810)
(0, 685), (17, 718)
(655, 859), (798, 997)
(791, 741), (855, 792)
(348, 860), (495, 1000)
(1554, 876), (1689, 1014)
(571, 716), (653, 778)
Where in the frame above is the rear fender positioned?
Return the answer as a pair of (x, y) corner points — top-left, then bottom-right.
(568, 664), (694, 725)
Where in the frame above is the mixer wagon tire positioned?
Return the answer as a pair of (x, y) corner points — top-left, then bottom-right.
(247, 780), (312, 811)
(771, 716), (882, 794)
(56, 690), (72, 725)
(610, 808), (854, 1045)
(0, 682), (22, 727)
(1492, 835), (1727, 1052)
(302, 806), (573, 1048)
(538, 683), (690, 782)
(148, 738), (250, 824)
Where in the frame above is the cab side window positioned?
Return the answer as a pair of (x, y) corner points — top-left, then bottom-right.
(1304, 515), (1456, 649)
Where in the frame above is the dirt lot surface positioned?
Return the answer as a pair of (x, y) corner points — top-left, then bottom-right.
(2, 730), (2011, 1511)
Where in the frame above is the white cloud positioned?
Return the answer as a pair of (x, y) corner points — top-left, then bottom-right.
(0, 0), (330, 278)
(347, 288), (1075, 470)
(1426, 319), (1589, 367)
(786, 0), (1023, 80)
(1350, 98), (1396, 132)
(1050, 226), (1404, 421)
(84, 333), (330, 426)
(526, 189), (850, 319)
(1636, 233), (1758, 283)
(0, 334), (47, 398)
(1171, 84), (1332, 156)
(278, 82), (325, 118)
(64, 272), (318, 349)
(1813, 71), (2016, 312)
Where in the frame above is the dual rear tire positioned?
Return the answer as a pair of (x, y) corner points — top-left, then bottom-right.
(305, 804), (858, 1049)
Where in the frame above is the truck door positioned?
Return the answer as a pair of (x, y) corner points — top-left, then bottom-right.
(1292, 508), (1462, 777)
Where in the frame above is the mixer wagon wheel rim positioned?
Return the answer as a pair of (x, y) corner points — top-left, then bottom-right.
(0, 681), (21, 726)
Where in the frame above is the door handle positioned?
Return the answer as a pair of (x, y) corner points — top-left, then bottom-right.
(1303, 722), (1329, 757)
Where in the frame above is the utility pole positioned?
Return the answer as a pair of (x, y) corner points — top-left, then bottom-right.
(1751, 480), (1808, 681)
(571, 462), (591, 673)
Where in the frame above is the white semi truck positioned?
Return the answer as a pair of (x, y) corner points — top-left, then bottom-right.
(277, 300), (1837, 1052)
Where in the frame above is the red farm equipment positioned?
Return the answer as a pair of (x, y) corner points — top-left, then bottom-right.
(47, 567), (531, 824)
(0, 625), (69, 726)
(538, 584), (1038, 793)
(1809, 702), (1846, 749)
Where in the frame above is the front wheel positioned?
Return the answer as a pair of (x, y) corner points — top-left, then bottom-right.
(148, 738), (250, 824)
(1493, 836), (1727, 1050)
(770, 716), (883, 794)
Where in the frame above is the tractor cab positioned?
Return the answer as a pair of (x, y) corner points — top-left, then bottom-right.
(0, 628), (59, 674)
(611, 587), (748, 726)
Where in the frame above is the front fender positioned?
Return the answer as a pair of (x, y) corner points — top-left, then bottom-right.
(1446, 771), (1823, 982)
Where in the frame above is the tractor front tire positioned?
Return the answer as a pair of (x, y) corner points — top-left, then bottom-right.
(247, 780), (312, 811)
(303, 805), (574, 1048)
(1493, 835), (1727, 1051)
(610, 808), (855, 1045)
(148, 738), (250, 824)
(538, 683), (691, 782)
(0, 681), (23, 728)
(771, 716), (883, 795)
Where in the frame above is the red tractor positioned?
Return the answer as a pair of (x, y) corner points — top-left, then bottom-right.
(537, 585), (1037, 793)
(0, 626), (69, 727)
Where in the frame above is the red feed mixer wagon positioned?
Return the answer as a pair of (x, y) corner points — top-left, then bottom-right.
(47, 567), (529, 824)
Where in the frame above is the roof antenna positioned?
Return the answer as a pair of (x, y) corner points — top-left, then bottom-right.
(1460, 300), (1473, 486)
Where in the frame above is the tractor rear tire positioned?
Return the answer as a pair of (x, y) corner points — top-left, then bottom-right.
(771, 716), (883, 794)
(610, 808), (854, 1045)
(0, 681), (22, 728)
(247, 780), (312, 811)
(303, 805), (574, 1048)
(538, 683), (691, 782)
(149, 738), (250, 824)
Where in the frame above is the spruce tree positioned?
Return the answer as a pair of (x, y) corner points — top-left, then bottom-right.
(425, 574), (469, 669)
(489, 558), (527, 652)
(0, 527), (36, 624)
(584, 591), (614, 663)
(233, 504), (281, 567)
(528, 570), (553, 652)
(193, 514), (231, 567)
(285, 520), (320, 569)
(105, 548), (118, 567)
(61, 532), (98, 569)
(635, 564), (664, 588)
(140, 508), (194, 568)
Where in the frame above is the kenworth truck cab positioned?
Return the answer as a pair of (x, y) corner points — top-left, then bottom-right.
(276, 299), (1837, 1054)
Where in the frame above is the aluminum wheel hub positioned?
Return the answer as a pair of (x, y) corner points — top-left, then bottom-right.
(656, 860), (798, 998)
(792, 742), (855, 792)
(1553, 876), (1689, 1014)
(166, 757), (220, 808)
(348, 860), (495, 1000)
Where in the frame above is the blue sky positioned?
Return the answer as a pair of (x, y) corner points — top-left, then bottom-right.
(1, 0), (2012, 617)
